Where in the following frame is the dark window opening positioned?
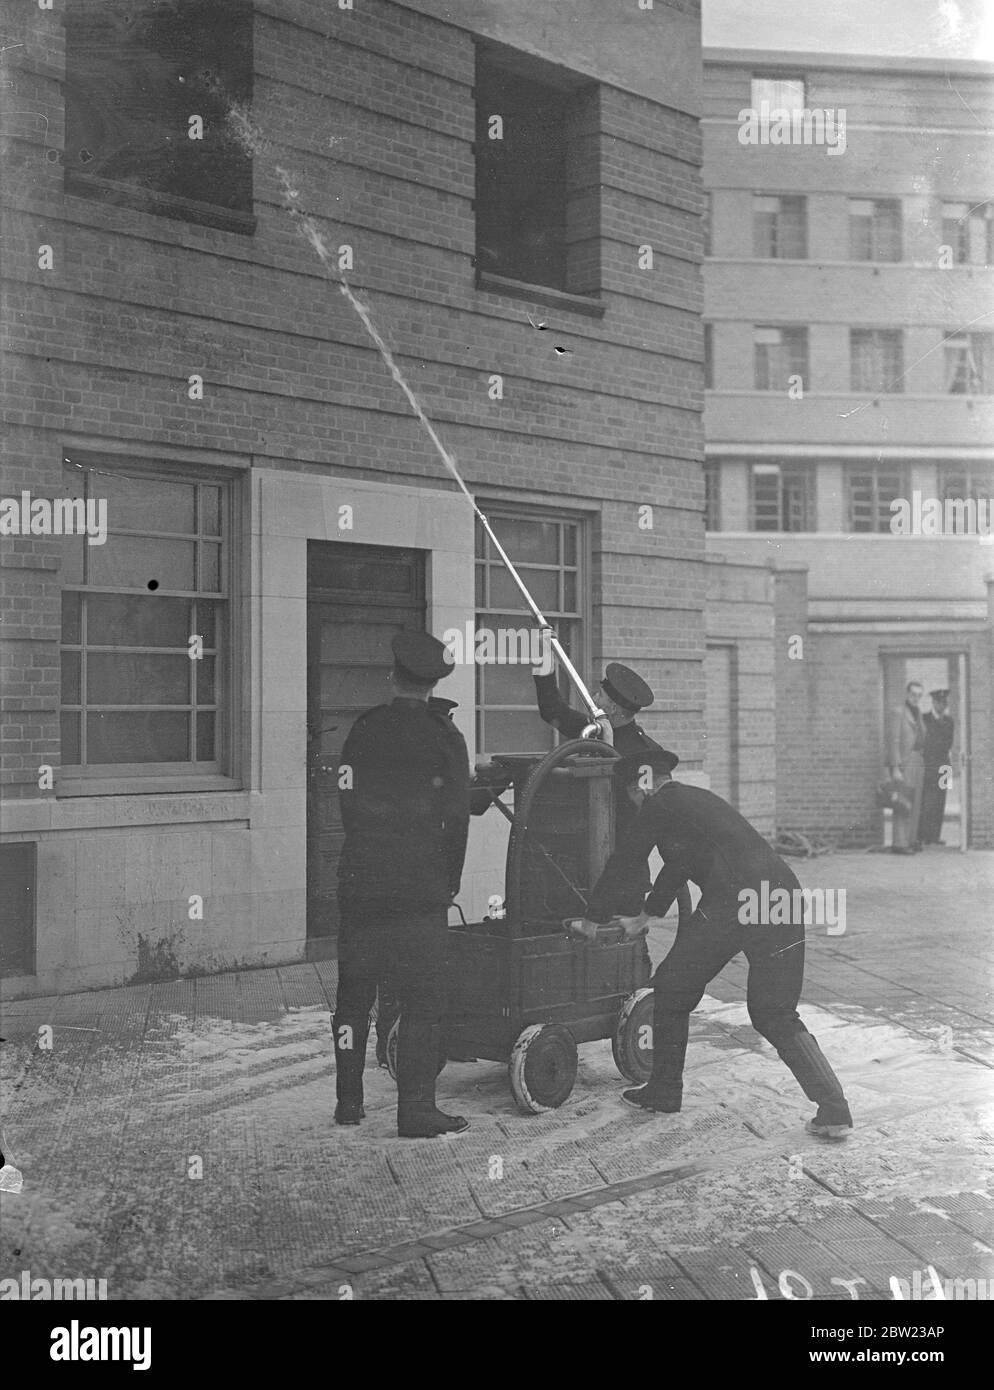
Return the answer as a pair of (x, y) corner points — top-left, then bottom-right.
(64, 0), (254, 232)
(475, 43), (598, 298)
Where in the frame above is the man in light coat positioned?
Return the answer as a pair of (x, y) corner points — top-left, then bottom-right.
(887, 680), (925, 854)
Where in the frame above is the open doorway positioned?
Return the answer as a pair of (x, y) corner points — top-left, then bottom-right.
(880, 652), (968, 849)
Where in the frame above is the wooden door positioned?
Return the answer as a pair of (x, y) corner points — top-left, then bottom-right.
(305, 542), (426, 943)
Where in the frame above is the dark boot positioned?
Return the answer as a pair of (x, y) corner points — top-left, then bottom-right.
(774, 1028), (853, 1139)
(396, 1022), (468, 1138)
(332, 1012), (369, 1125)
(623, 991), (687, 1112)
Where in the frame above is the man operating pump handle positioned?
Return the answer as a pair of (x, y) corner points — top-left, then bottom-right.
(567, 753), (854, 1142)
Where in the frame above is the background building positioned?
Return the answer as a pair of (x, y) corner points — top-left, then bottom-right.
(1, 0), (706, 995)
(701, 48), (994, 849)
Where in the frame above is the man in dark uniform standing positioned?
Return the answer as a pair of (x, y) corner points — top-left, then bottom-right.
(334, 632), (471, 1138)
(533, 637), (668, 923)
(571, 757), (854, 1140)
(532, 635), (659, 761)
(920, 689), (955, 845)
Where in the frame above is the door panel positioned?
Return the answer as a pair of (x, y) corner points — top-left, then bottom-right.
(306, 542), (426, 940)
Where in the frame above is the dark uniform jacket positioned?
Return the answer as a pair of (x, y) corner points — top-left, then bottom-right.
(586, 780), (798, 926)
(923, 711), (954, 770)
(337, 697), (471, 912)
(533, 672), (658, 759)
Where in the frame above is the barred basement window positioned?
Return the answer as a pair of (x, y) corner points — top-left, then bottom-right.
(749, 464), (811, 532)
(944, 333), (994, 395)
(754, 327), (808, 391)
(847, 464), (907, 532)
(59, 458), (234, 791)
(64, 0), (254, 234)
(941, 202), (993, 266)
(474, 41), (600, 302)
(753, 195), (807, 259)
(475, 510), (584, 755)
(851, 330), (903, 394)
(848, 199), (902, 262)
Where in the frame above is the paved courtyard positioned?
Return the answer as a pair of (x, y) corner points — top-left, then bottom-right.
(2, 849), (992, 1300)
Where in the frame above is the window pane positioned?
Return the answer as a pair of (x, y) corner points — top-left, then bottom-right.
(196, 657), (216, 705)
(562, 571), (577, 611)
(86, 711), (189, 763)
(488, 516), (559, 564)
(89, 536), (196, 590)
(61, 650), (81, 705)
(101, 475), (196, 533)
(61, 591), (82, 643)
(199, 485), (221, 535)
(489, 566), (558, 611)
(478, 659), (539, 706)
(196, 712), (215, 762)
(61, 712), (81, 764)
(563, 527), (577, 567)
(196, 600), (217, 648)
(88, 653), (191, 705)
(87, 594), (191, 647)
(200, 541), (222, 592)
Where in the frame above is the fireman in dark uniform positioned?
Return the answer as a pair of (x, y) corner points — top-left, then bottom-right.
(920, 689), (955, 845)
(373, 693), (510, 1065)
(534, 641), (664, 920)
(572, 758), (854, 1140)
(334, 632), (471, 1138)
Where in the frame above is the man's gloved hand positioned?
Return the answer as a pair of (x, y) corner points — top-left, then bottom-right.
(609, 911), (667, 938)
(564, 917), (599, 942)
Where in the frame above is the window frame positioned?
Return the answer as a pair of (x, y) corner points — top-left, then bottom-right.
(750, 75), (806, 112)
(753, 325), (809, 392)
(846, 463), (910, 533)
(62, 0), (256, 236)
(473, 39), (602, 311)
(748, 462), (813, 533)
(57, 453), (243, 798)
(752, 194), (807, 259)
(944, 332), (994, 395)
(941, 200), (993, 266)
(850, 329), (904, 394)
(848, 198), (903, 263)
(473, 502), (590, 758)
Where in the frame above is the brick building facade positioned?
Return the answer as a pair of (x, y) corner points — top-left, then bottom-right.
(1, 0), (706, 994)
(702, 48), (994, 849)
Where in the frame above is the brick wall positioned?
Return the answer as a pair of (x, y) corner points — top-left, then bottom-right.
(1, 1), (706, 987)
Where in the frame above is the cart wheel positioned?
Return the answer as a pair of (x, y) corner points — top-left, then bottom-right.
(508, 1024), (578, 1113)
(613, 987), (655, 1083)
(385, 1019), (446, 1083)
